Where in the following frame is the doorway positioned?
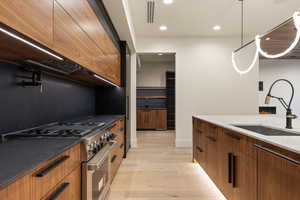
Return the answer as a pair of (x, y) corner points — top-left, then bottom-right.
(135, 53), (176, 143)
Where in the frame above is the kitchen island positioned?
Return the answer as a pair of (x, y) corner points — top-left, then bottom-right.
(193, 115), (300, 200)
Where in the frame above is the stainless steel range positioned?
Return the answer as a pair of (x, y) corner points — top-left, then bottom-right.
(1, 118), (117, 200)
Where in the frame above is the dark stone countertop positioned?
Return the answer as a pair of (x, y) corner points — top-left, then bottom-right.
(0, 115), (124, 189)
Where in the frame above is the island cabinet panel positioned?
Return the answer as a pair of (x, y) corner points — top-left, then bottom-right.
(0, 0), (53, 47)
(193, 118), (258, 200)
(0, 174), (31, 200)
(204, 123), (219, 184)
(193, 118), (206, 166)
(53, 1), (120, 85)
(257, 146), (300, 200)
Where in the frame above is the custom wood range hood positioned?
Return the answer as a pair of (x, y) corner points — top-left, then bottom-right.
(260, 18), (300, 59)
(0, 0), (121, 87)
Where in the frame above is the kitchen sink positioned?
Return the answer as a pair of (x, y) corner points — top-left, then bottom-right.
(233, 125), (300, 136)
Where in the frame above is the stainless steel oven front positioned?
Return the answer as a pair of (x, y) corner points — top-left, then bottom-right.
(82, 142), (115, 200)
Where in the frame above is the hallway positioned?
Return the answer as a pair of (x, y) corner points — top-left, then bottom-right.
(108, 131), (226, 200)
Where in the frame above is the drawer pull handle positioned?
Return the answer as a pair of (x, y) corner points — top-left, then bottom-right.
(225, 132), (241, 140)
(36, 156), (69, 177)
(206, 136), (217, 142)
(231, 155), (237, 188)
(255, 144), (300, 166)
(196, 146), (203, 152)
(111, 155), (117, 163)
(45, 182), (69, 200)
(120, 143), (124, 149)
(228, 153), (233, 184)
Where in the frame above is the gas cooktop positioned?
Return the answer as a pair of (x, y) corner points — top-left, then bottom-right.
(1, 120), (106, 141)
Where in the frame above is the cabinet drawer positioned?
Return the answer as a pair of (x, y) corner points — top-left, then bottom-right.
(42, 166), (81, 200)
(110, 145), (123, 181)
(31, 144), (81, 200)
(111, 119), (125, 144)
(0, 174), (31, 200)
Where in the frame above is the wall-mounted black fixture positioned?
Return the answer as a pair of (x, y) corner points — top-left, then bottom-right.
(17, 70), (42, 87)
(259, 81), (264, 91)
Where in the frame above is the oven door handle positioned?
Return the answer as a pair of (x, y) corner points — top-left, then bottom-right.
(87, 141), (117, 171)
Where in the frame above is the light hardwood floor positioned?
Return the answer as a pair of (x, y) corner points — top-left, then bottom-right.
(108, 131), (226, 200)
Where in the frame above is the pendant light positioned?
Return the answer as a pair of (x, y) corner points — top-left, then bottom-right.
(255, 11), (300, 59)
(231, 0), (259, 75)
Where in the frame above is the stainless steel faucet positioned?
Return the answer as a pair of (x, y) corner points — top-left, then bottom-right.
(264, 79), (297, 129)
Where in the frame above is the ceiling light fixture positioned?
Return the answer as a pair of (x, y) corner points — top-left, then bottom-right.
(255, 11), (300, 59)
(231, 49), (259, 75)
(231, 0), (259, 75)
(232, 10), (300, 75)
(93, 74), (119, 87)
(213, 25), (221, 31)
(160, 25), (168, 31)
(163, 0), (173, 4)
(0, 27), (63, 61)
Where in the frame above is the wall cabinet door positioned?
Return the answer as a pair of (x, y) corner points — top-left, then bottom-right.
(0, 0), (53, 47)
(54, 0), (120, 85)
(53, 1), (118, 85)
(257, 147), (300, 200)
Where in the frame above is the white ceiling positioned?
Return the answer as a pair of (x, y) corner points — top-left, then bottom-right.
(128, 0), (300, 37)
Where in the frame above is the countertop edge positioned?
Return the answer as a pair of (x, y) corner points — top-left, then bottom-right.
(193, 115), (300, 155)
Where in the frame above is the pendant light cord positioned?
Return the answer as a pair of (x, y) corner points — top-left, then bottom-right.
(240, 0), (244, 46)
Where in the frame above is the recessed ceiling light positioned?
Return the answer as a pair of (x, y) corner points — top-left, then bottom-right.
(158, 53), (163, 56)
(163, 0), (173, 4)
(213, 25), (221, 31)
(160, 25), (168, 31)
(266, 37), (271, 41)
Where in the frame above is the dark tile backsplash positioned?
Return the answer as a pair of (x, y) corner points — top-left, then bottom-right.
(0, 63), (96, 134)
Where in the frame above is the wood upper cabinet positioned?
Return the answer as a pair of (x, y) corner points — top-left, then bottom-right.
(257, 146), (300, 200)
(0, 0), (53, 47)
(54, 0), (120, 85)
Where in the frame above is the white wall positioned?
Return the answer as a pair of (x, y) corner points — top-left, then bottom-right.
(137, 61), (175, 87)
(259, 59), (300, 117)
(136, 37), (259, 147)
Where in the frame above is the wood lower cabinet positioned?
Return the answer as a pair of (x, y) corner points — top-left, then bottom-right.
(193, 117), (300, 200)
(137, 109), (167, 130)
(0, 174), (31, 200)
(257, 146), (300, 200)
(42, 166), (81, 200)
(110, 119), (125, 181)
(0, 144), (81, 200)
(0, 0), (53, 47)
